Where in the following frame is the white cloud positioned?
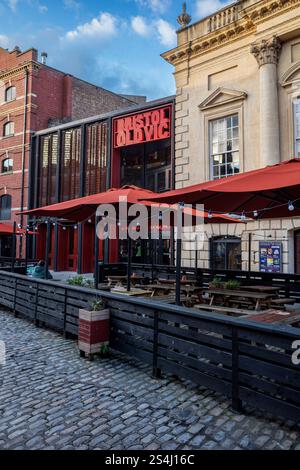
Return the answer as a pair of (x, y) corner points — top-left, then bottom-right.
(63, 0), (80, 11)
(7, 0), (18, 12)
(131, 16), (150, 37)
(135, 0), (171, 14)
(155, 19), (176, 47)
(65, 12), (117, 41)
(0, 34), (10, 48)
(196, 0), (233, 18)
(38, 3), (48, 13)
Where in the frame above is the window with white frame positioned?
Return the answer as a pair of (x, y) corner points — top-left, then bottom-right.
(5, 86), (16, 102)
(294, 99), (300, 157)
(210, 114), (239, 180)
(3, 121), (14, 137)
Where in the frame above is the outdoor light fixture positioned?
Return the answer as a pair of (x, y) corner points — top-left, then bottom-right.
(74, 225), (78, 230)
(288, 201), (295, 211)
(208, 210), (213, 219)
(241, 211), (246, 221)
(88, 219), (92, 224)
(253, 210), (258, 218)
(62, 226), (67, 231)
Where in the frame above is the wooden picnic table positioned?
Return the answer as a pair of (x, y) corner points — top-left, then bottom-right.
(145, 283), (203, 299)
(240, 285), (280, 293)
(247, 309), (300, 326)
(110, 287), (152, 297)
(157, 278), (197, 286)
(107, 275), (145, 286)
(207, 288), (276, 311)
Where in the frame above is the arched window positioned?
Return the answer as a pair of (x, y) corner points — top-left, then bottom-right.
(0, 195), (12, 220)
(5, 86), (16, 102)
(1, 158), (13, 173)
(3, 121), (14, 137)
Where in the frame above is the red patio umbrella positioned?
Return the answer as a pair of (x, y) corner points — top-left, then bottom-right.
(19, 185), (239, 294)
(142, 159), (300, 218)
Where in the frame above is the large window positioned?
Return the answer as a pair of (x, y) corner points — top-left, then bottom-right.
(210, 114), (239, 179)
(210, 236), (241, 271)
(1, 158), (13, 173)
(294, 99), (300, 157)
(120, 140), (171, 192)
(3, 121), (14, 137)
(5, 86), (16, 102)
(0, 195), (12, 220)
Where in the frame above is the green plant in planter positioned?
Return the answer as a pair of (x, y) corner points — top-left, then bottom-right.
(67, 275), (85, 286)
(224, 279), (241, 290)
(210, 277), (225, 289)
(90, 298), (106, 311)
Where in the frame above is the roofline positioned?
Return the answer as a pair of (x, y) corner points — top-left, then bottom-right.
(33, 95), (176, 136)
(39, 63), (141, 106)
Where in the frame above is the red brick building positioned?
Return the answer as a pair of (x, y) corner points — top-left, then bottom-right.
(0, 45), (145, 257)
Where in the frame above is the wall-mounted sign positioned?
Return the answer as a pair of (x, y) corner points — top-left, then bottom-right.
(259, 241), (282, 273)
(113, 105), (172, 148)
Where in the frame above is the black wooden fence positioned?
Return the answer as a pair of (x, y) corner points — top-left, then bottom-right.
(0, 270), (300, 423)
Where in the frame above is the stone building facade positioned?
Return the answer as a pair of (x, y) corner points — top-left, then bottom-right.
(0, 45), (144, 256)
(163, 0), (300, 274)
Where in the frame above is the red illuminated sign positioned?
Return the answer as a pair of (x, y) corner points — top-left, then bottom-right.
(113, 105), (172, 148)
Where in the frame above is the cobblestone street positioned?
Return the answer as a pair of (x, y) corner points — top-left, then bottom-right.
(0, 310), (299, 450)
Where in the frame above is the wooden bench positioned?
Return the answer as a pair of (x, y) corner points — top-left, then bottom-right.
(193, 304), (258, 317)
(270, 298), (295, 308)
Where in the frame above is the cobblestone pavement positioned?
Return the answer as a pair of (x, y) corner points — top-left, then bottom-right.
(0, 310), (300, 451)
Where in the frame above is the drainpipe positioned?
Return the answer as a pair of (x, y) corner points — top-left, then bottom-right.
(19, 67), (29, 258)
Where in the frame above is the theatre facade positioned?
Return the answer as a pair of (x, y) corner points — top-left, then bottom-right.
(166, 0), (300, 274)
(29, 97), (175, 272)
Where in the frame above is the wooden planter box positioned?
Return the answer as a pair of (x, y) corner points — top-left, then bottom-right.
(78, 308), (110, 358)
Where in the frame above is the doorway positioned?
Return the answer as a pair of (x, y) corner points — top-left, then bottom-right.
(210, 236), (242, 271)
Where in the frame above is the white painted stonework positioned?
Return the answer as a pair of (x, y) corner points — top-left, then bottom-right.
(163, 0), (300, 273)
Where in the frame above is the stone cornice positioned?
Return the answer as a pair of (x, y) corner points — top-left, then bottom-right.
(162, 0), (300, 66)
(0, 61), (40, 81)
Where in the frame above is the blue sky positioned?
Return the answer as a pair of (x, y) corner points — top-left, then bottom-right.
(0, 0), (231, 100)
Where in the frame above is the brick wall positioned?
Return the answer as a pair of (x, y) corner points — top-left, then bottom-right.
(71, 78), (138, 121)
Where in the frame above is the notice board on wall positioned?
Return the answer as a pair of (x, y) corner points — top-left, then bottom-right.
(259, 241), (282, 273)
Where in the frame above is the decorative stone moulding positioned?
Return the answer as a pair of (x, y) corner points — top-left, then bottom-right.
(251, 36), (282, 67)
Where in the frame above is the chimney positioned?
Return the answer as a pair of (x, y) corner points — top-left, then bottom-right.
(41, 51), (48, 65)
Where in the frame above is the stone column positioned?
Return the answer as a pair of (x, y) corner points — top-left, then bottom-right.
(251, 36), (282, 167)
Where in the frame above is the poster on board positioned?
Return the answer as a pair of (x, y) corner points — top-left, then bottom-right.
(259, 241), (282, 273)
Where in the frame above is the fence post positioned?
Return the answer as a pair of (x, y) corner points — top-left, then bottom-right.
(13, 277), (18, 317)
(34, 282), (39, 326)
(63, 288), (68, 338)
(152, 310), (161, 379)
(231, 327), (242, 413)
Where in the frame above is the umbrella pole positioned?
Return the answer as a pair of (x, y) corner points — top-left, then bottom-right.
(127, 236), (132, 292)
(11, 221), (17, 273)
(45, 219), (51, 280)
(94, 215), (100, 290)
(151, 239), (155, 283)
(25, 231), (28, 274)
(175, 237), (182, 306)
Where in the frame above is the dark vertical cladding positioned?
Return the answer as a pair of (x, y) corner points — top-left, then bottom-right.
(61, 127), (82, 202)
(85, 121), (108, 196)
(39, 133), (59, 207)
